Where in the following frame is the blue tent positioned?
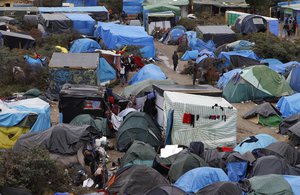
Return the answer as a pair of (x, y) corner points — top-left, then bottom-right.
(277, 93), (300, 118)
(217, 68), (241, 89)
(181, 50), (198, 61)
(233, 134), (277, 154)
(123, 0), (144, 14)
(283, 175), (300, 195)
(0, 98), (51, 132)
(69, 38), (101, 53)
(218, 50), (260, 67)
(174, 167), (229, 193)
(288, 64), (300, 92)
(97, 57), (116, 84)
(65, 13), (96, 36)
(185, 31), (197, 48)
(66, 0), (97, 6)
(162, 26), (186, 45)
(129, 64), (166, 85)
(261, 58), (284, 73)
(94, 22), (155, 58)
(226, 162), (248, 182)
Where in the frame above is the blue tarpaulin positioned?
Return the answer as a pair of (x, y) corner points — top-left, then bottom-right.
(288, 64), (300, 92)
(277, 93), (300, 118)
(174, 167), (229, 193)
(217, 68), (241, 89)
(185, 31), (197, 48)
(234, 134), (277, 154)
(261, 58), (284, 73)
(181, 50), (198, 61)
(97, 57), (116, 84)
(0, 98), (51, 132)
(39, 6), (108, 13)
(193, 39), (216, 52)
(218, 50), (260, 67)
(123, 0), (144, 14)
(129, 64), (166, 85)
(69, 38), (101, 53)
(227, 162), (248, 182)
(65, 13), (96, 36)
(66, 0), (97, 6)
(94, 22), (155, 58)
(283, 175), (300, 195)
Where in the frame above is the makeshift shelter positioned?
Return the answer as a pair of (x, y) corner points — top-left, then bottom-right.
(279, 114), (300, 135)
(94, 22), (155, 58)
(117, 112), (162, 151)
(233, 133), (277, 154)
(129, 64), (166, 85)
(39, 13), (72, 33)
(48, 53), (99, 98)
(267, 61), (300, 75)
(163, 91), (236, 148)
(223, 65), (293, 103)
(121, 140), (156, 167)
(69, 38), (101, 53)
(13, 124), (101, 155)
(146, 11), (175, 34)
(66, 0), (97, 6)
(174, 167), (229, 193)
(261, 58), (283, 72)
(196, 182), (243, 195)
(230, 55), (262, 68)
(195, 25), (236, 47)
(288, 122), (300, 146)
(234, 14), (268, 34)
(287, 64), (300, 92)
(181, 50), (199, 61)
(0, 16), (17, 24)
(123, 0), (144, 14)
(218, 50), (260, 68)
(217, 69), (241, 89)
(145, 184), (187, 195)
(97, 57), (116, 84)
(0, 30), (35, 49)
(161, 25), (186, 45)
(107, 165), (169, 194)
(64, 13), (96, 36)
(243, 102), (282, 127)
(277, 93), (300, 118)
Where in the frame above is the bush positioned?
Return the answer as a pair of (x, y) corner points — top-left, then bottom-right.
(0, 147), (70, 194)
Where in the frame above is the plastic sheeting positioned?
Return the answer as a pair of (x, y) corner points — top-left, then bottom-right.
(226, 162), (248, 182)
(97, 57), (116, 84)
(39, 6), (108, 13)
(123, 0), (144, 14)
(234, 134), (277, 154)
(69, 38), (101, 53)
(0, 98), (51, 132)
(174, 167), (229, 193)
(218, 50), (260, 67)
(65, 13), (96, 36)
(283, 175), (300, 195)
(66, 0), (97, 6)
(288, 64), (300, 92)
(129, 64), (166, 85)
(277, 93), (300, 118)
(217, 68), (241, 89)
(94, 22), (155, 58)
(181, 50), (198, 61)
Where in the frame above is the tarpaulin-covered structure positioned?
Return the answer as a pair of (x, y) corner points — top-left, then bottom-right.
(217, 68), (241, 89)
(129, 64), (166, 85)
(161, 25), (186, 45)
(218, 50), (260, 68)
(69, 38), (101, 53)
(123, 0), (144, 14)
(39, 13), (72, 33)
(65, 13), (96, 36)
(277, 93), (300, 118)
(234, 14), (268, 34)
(181, 50), (198, 61)
(287, 63), (300, 92)
(97, 57), (116, 84)
(0, 30), (35, 49)
(66, 0), (97, 6)
(94, 22), (155, 58)
(267, 61), (300, 74)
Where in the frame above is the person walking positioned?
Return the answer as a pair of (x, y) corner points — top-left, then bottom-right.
(172, 51), (179, 71)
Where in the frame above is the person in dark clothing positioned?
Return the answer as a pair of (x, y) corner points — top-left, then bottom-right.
(172, 51), (179, 71)
(193, 63), (198, 85)
(292, 16), (297, 36)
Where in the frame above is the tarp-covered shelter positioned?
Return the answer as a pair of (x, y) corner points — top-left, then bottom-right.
(218, 50), (260, 68)
(161, 25), (186, 45)
(277, 93), (300, 118)
(94, 22), (155, 58)
(117, 112), (162, 151)
(279, 114), (300, 135)
(163, 91), (237, 148)
(146, 11), (175, 34)
(69, 38), (101, 53)
(66, 0), (98, 6)
(230, 55), (262, 69)
(39, 13), (72, 33)
(234, 14), (268, 34)
(288, 121), (300, 146)
(195, 25), (237, 47)
(0, 30), (35, 49)
(65, 13), (96, 36)
(0, 16), (17, 25)
(287, 64), (300, 92)
(48, 53), (99, 98)
(196, 182), (243, 195)
(97, 57), (116, 84)
(145, 184), (187, 195)
(223, 65), (293, 103)
(13, 124), (101, 155)
(217, 69), (241, 89)
(129, 64), (166, 85)
(123, 0), (144, 14)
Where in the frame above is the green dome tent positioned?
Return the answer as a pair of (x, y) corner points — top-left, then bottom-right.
(223, 65), (293, 103)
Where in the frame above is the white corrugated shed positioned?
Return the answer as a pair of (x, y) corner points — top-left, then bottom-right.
(163, 91), (237, 148)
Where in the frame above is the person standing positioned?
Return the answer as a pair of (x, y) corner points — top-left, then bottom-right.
(120, 65), (126, 87)
(172, 51), (179, 71)
(283, 15), (290, 38)
(292, 16), (298, 36)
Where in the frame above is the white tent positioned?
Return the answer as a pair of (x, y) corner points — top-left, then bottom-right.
(163, 91), (237, 148)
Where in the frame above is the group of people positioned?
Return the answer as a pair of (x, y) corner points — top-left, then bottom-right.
(283, 15), (298, 37)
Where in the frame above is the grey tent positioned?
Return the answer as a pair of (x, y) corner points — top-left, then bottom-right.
(196, 182), (242, 195)
(288, 121), (300, 146)
(243, 102), (281, 119)
(0, 30), (35, 49)
(121, 140), (157, 167)
(107, 165), (169, 195)
(39, 13), (72, 33)
(234, 15), (268, 34)
(0, 16), (17, 25)
(230, 55), (262, 69)
(144, 184), (187, 195)
(117, 112), (162, 152)
(13, 124), (101, 155)
(279, 114), (300, 135)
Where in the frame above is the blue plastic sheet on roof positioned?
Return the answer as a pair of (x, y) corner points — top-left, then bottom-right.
(39, 6), (108, 13)
(129, 64), (166, 85)
(69, 38), (101, 53)
(94, 22), (155, 58)
(217, 68), (241, 89)
(227, 162), (248, 182)
(185, 31), (197, 48)
(97, 57), (116, 84)
(193, 39), (216, 52)
(65, 14), (96, 36)
(283, 175), (300, 195)
(218, 50), (260, 67)
(123, 0), (144, 14)
(277, 93), (300, 118)
(232, 40), (254, 51)
(181, 50), (198, 61)
(196, 55), (208, 64)
(174, 167), (229, 193)
(289, 64), (300, 92)
(233, 134), (277, 154)
(261, 58), (284, 73)
(66, 0), (84, 6)
(0, 98), (51, 132)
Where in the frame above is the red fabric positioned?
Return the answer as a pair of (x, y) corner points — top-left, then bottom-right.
(217, 147), (233, 152)
(182, 113), (192, 124)
(133, 56), (144, 68)
(108, 96), (115, 104)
